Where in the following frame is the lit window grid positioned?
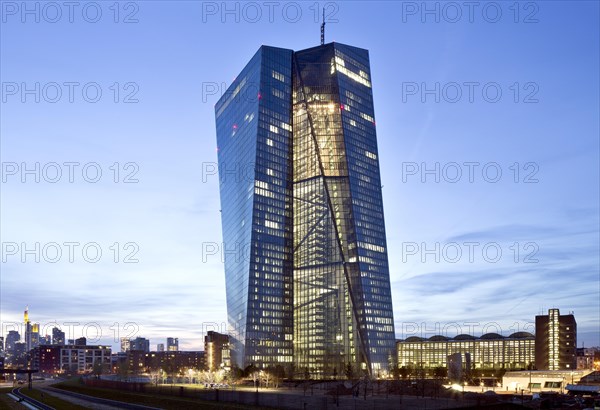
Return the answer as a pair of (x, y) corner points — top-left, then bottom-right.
(397, 337), (535, 369)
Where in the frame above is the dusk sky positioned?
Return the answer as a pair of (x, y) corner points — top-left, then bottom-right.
(1, 1), (598, 351)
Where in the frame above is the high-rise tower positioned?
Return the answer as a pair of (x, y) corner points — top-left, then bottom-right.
(215, 42), (396, 377)
(535, 308), (577, 370)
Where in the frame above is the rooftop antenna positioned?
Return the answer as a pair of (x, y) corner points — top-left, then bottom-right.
(320, 8), (325, 45)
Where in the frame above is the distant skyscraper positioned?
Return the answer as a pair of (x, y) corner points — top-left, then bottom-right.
(22, 307), (41, 351)
(11, 342), (27, 367)
(167, 337), (179, 352)
(130, 337), (150, 352)
(120, 337), (130, 352)
(52, 327), (65, 346)
(535, 308), (577, 370)
(157, 343), (165, 352)
(5, 330), (20, 353)
(215, 42), (396, 376)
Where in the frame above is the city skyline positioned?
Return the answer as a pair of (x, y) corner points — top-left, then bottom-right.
(1, 2), (599, 354)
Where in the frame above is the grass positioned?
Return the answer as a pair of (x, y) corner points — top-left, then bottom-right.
(19, 387), (89, 410)
(53, 381), (273, 410)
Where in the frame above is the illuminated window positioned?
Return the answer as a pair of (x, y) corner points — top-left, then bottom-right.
(272, 70), (285, 82)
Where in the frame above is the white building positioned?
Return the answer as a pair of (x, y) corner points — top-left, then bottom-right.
(502, 370), (592, 393)
(60, 345), (111, 373)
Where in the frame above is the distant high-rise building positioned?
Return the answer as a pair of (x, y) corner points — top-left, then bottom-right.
(40, 335), (51, 345)
(52, 327), (65, 346)
(535, 308), (577, 370)
(11, 342), (27, 367)
(157, 343), (165, 352)
(167, 337), (179, 352)
(130, 337), (150, 352)
(5, 330), (20, 351)
(0, 336), (4, 357)
(22, 306), (41, 351)
(215, 42), (396, 376)
(5, 330), (20, 364)
(24, 307), (31, 348)
(75, 337), (86, 346)
(120, 337), (131, 352)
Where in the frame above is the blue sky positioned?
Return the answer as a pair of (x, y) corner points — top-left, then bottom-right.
(1, 1), (598, 351)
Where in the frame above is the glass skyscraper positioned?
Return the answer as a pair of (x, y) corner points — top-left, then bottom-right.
(215, 42), (395, 377)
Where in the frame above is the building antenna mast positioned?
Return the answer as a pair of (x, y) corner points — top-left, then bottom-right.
(320, 8), (325, 45)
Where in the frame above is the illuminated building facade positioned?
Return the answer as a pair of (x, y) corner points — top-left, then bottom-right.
(215, 42), (396, 377)
(129, 337), (150, 352)
(23, 306), (40, 352)
(397, 332), (536, 370)
(32, 344), (111, 374)
(52, 327), (65, 346)
(535, 308), (577, 370)
(167, 337), (179, 352)
(130, 351), (205, 372)
(204, 331), (230, 371)
(120, 337), (130, 352)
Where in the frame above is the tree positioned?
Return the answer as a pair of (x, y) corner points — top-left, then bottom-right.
(272, 365), (285, 388)
(162, 360), (180, 384)
(286, 362), (296, 380)
(199, 370), (225, 385)
(392, 365), (401, 380)
(226, 365), (243, 385)
(399, 366), (410, 380)
(92, 362), (104, 379)
(251, 370), (260, 389)
(344, 362), (355, 380)
(243, 364), (257, 378)
(261, 369), (273, 388)
(433, 366), (447, 380)
(494, 368), (506, 380)
(116, 360), (130, 381)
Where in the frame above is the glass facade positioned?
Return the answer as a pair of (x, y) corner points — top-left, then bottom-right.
(216, 43), (395, 376)
(215, 46), (294, 370)
(397, 332), (535, 370)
